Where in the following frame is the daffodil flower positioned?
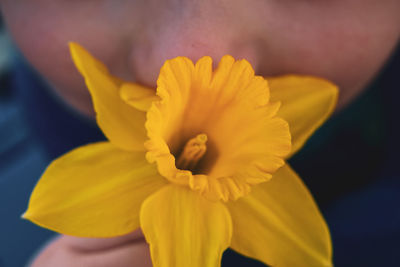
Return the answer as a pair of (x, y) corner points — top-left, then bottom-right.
(24, 43), (338, 267)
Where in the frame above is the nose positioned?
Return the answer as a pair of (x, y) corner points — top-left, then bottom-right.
(127, 4), (259, 88)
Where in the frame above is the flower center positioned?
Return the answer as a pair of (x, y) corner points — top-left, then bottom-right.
(176, 134), (208, 172)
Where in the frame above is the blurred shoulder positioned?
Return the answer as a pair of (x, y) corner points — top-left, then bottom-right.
(0, 67), (53, 267)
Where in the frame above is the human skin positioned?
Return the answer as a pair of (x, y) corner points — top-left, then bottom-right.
(1, 0), (399, 266)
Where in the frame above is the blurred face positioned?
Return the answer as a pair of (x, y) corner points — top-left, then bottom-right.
(1, 0), (400, 116)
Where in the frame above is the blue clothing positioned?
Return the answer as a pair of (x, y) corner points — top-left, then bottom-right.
(0, 57), (105, 267)
(0, 47), (399, 267)
(0, 79), (51, 267)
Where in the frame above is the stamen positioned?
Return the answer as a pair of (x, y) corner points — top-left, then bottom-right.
(176, 134), (208, 171)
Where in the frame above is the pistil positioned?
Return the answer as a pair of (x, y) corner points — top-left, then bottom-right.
(176, 134), (208, 171)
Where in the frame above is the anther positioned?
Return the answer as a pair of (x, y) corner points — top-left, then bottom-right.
(176, 134), (208, 171)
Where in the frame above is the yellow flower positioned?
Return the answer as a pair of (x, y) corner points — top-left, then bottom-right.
(24, 42), (338, 267)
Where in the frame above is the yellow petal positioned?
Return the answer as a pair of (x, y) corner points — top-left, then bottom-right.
(140, 185), (232, 267)
(120, 82), (159, 112)
(69, 42), (148, 151)
(23, 142), (167, 237)
(145, 56), (196, 181)
(268, 75), (338, 157)
(227, 164), (332, 267)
